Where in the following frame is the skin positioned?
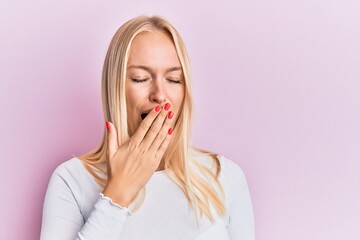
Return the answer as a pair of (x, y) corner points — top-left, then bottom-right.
(126, 30), (184, 137)
(102, 31), (185, 207)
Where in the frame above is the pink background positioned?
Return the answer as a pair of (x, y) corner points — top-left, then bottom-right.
(1, 0), (359, 239)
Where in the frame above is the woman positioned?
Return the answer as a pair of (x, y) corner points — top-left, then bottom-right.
(40, 15), (255, 240)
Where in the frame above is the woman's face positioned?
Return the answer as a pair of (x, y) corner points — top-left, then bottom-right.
(126, 31), (185, 135)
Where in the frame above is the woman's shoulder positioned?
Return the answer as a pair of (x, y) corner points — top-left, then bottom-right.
(50, 157), (85, 177)
(190, 147), (251, 209)
(217, 155), (247, 180)
(43, 157), (103, 221)
(190, 147), (246, 180)
(47, 157), (99, 190)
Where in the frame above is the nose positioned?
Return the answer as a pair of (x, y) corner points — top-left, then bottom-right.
(149, 81), (167, 104)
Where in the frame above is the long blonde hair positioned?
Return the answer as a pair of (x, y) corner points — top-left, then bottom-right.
(75, 15), (227, 225)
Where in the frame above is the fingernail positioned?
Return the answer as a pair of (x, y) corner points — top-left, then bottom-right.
(155, 105), (161, 112)
(168, 128), (173, 135)
(106, 121), (110, 130)
(164, 103), (171, 111)
(168, 111), (174, 119)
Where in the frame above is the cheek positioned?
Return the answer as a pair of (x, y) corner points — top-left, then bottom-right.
(126, 86), (145, 108)
(125, 89), (140, 135)
(170, 90), (185, 122)
(125, 89), (140, 126)
(173, 88), (185, 107)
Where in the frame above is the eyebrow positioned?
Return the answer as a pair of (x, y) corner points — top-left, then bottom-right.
(127, 65), (182, 73)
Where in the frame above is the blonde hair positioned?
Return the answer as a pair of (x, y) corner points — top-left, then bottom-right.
(75, 15), (227, 225)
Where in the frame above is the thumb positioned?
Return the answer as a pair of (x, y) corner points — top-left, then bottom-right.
(106, 121), (119, 160)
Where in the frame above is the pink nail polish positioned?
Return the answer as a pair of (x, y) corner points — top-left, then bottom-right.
(168, 111), (174, 119)
(168, 128), (173, 135)
(164, 103), (171, 111)
(106, 121), (110, 130)
(155, 105), (161, 112)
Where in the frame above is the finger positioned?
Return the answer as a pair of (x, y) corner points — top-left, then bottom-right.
(155, 127), (173, 160)
(130, 105), (161, 145)
(106, 121), (119, 160)
(140, 105), (170, 150)
(148, 111), (174, 152)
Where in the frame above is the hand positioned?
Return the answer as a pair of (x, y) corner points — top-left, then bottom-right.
(102, 104), (174, 207)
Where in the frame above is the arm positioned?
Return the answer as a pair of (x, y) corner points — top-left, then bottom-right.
(40, 166), (131, 240)
(40, 105), (173, 240)
(227, 160), (255, 240)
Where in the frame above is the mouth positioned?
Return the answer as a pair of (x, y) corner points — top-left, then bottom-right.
(141, 112), (149, 120)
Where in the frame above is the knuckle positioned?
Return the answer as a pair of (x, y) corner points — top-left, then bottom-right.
(163, 135), (171, 143)
(149, 138), (159, 147)
(158, 145), (167, 153)
(162, 138), (171, 148)
(157, 132), (166, 140)
(150, 124), (161, 134)
(140, 121), (150, 131)
(139, 146), (147, 154)
(128, 139), (138, 149)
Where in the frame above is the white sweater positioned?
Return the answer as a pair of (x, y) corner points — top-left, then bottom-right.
(40, 151), (255, 240)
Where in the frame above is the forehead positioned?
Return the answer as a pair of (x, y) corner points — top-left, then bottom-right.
(127, 31), (181, 71)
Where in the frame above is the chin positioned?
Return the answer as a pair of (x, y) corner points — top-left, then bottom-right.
(127, 121), (138, 137)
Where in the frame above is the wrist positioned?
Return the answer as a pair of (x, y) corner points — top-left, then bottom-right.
(102, 183), (132, 207)
(99, 192), (133, 216)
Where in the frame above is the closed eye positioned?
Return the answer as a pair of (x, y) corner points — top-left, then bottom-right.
(131, 78), (149, 83)
(168, 79), (181, 84)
